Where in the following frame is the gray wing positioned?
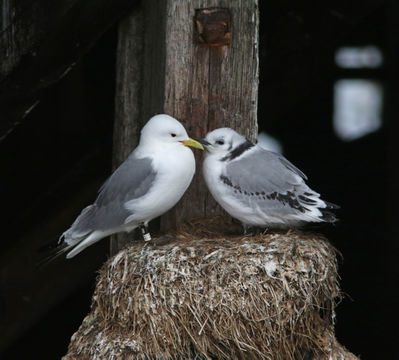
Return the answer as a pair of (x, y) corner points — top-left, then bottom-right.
(223, 147), (316, 215)
(226, 147), (306, 189)
(96, 153), (156, 208)
(65, 153), (157, 238)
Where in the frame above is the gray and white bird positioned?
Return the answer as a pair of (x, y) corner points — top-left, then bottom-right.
(197, 128), (338, 231)
(52, 114), (203, 259)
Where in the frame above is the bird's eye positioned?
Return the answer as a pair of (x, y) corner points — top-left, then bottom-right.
(216, 139), (225, 145)
(171, 133), (176, 137)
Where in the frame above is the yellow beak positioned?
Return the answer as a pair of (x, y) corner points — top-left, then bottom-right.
(180, 138), (204, 150)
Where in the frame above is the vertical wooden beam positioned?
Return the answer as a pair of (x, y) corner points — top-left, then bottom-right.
(111, 6), (144, 254)
(143, 0), (259, 231)
(113, 8), (144, 167)
(113, 0), (259, 247)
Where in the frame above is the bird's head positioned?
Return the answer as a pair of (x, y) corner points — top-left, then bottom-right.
(140, 114), (204, 150)
(196, 128), (250, 158)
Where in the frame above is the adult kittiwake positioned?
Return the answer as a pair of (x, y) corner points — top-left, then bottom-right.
(197, 128), (338, 231)
(52, 114), (203, 259)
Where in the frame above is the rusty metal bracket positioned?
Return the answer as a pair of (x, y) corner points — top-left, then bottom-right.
(194, 8), (231, 47)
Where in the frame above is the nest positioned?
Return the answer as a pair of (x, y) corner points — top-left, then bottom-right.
(63, 219), (358, 360)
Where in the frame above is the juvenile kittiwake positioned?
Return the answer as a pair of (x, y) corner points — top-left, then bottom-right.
(197, 128), (338, 231)
(52, 114), (203, 259)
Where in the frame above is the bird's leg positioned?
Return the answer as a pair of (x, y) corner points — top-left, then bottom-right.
(262, 227), (270, 235)
(139, 223), (152, 242)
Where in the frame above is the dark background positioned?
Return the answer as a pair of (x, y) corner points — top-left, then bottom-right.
(1, 1), (398, 359)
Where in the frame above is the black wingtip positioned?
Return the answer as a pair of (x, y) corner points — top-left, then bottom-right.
(37, 234), (65, 253)
(36, 236), (69, 270)
(324, 201), (340, 210)
(35, 243), (70, 270)
(320, 208), (339, 223)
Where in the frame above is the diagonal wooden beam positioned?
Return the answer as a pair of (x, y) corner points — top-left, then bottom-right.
(0, 0), (138, 143)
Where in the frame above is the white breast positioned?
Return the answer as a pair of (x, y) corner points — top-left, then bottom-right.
(203, 155), (238, 214)
(203, 154), (286, 227)
(125, 145), (195, 223)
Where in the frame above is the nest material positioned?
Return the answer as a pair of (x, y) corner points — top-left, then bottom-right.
(63, 219), (358, 360)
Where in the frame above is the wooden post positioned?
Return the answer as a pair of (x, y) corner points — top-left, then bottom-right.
(112, 0), (258, 251)
(111, 6), (145, 254)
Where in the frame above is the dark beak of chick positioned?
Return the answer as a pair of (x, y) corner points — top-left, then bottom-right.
(194, 137), (211, 146)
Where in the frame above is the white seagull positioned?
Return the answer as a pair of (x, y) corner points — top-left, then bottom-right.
(197, 128), (338, 231)
(51, 114), (203, 259)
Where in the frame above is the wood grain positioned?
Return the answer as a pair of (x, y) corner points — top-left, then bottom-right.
(111, 8), (144, 253)
(0, 0), (137, 142)
(159, 0), (259, 230)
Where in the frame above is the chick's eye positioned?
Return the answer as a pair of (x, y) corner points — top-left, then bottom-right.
(171, 133), (176, 137)
(216, 139), (224, 145)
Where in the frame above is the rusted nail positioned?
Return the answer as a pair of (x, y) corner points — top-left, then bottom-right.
(194, 8), (231, 47)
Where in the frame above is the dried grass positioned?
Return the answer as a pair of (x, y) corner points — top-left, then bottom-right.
(63, 218), (358, 360)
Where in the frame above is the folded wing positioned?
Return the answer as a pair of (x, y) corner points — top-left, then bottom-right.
(222, 147), (335, 222)
(63, 153), (157, 241)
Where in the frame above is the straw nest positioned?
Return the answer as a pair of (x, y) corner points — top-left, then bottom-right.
(63, 218), (358, 360)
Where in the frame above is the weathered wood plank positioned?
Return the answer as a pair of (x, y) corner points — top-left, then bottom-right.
(0, 0), (138, 142)
(110, 7), (145, 253)
(141, 0), (259, 231)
